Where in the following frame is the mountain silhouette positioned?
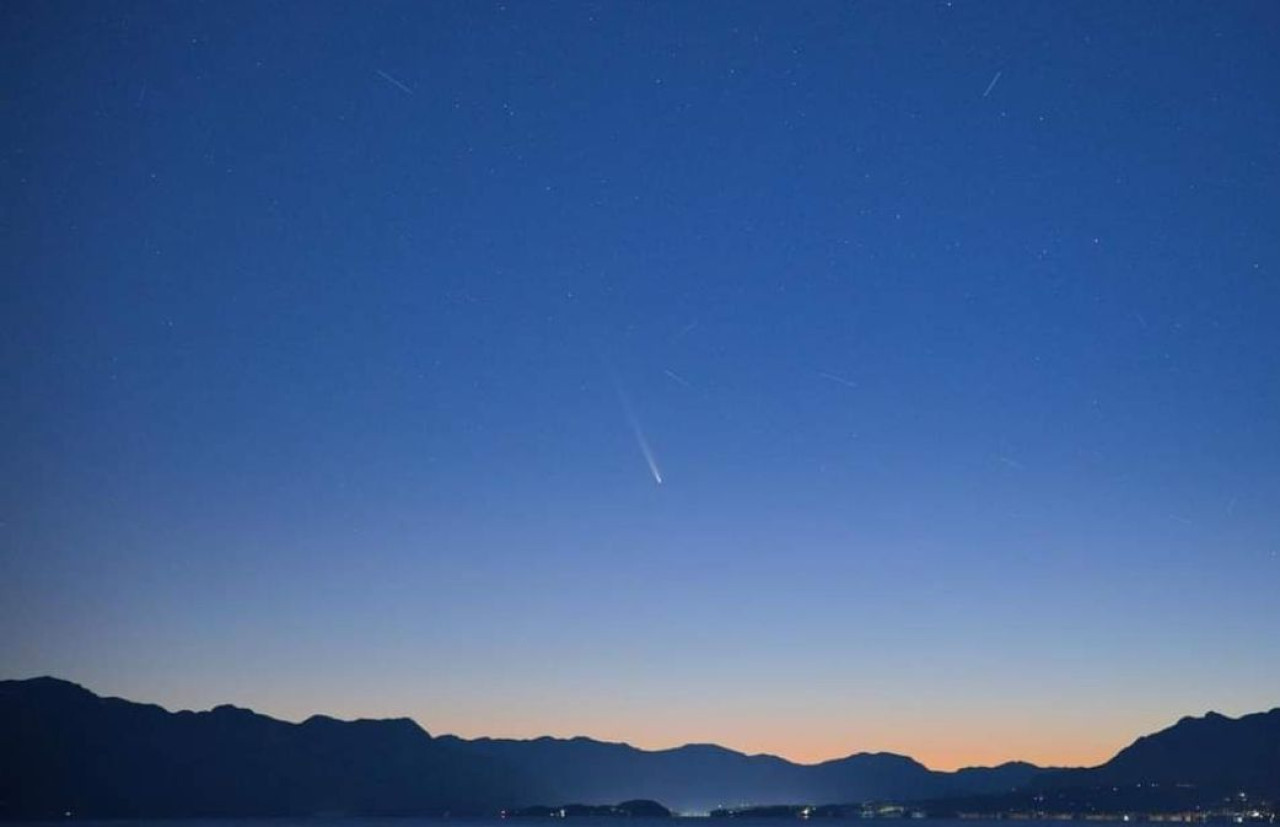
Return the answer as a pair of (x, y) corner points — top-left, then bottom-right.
(1033, 707), (1280, 799)
(0, 677), (1042, 816)
(0, 677), (531, 817)
(920, 709), (1280, 816)
(437, 732), (1044, 809)
(3, 677), (1275, 818)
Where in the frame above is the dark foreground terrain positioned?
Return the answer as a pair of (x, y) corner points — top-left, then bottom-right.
(2, 677), (1276, 818)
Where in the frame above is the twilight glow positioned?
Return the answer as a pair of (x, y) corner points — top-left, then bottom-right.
(3, 0), (1278, 773)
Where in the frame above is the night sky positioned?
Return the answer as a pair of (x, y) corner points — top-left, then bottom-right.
(3, 1), (1279, 770)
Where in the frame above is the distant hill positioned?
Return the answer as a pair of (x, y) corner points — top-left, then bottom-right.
(0, 677), (1046, 817)
(437, 733), (1046, 811)
(4, 676), (1274, 819)
(0, 677), (530, 818)
(922, 709), (1280, 816)
(1034, 708), (1280, 800)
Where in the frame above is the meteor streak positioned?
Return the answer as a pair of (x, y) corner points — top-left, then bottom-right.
(663, 368), (692, 388)
(982, 70), (1002, 98)
(817, 371), (858, 388)
(376, 69), (415, 95)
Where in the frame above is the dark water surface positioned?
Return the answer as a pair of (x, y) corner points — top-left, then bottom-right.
(6, 820), (1031, 827)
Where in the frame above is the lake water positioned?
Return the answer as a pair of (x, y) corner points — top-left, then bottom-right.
(1, 820), (1037, 827)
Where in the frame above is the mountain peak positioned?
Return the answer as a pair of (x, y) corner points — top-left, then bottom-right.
(1, 675), (93, 695)
(831, 750), (927, 768)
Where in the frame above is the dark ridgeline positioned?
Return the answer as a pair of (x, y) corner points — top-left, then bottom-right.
(2, 677), (1277, 819)
(0, 677), (1045, 817)
(1018, 707), (1280, 811)
(1046, 709), (1280, 793)
(0, 677), (533, 817)
(433, 736), (1046, 810)
(918, 710), (1280, 816)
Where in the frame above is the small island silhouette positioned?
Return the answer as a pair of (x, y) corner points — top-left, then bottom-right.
(503, 800), (673, 818)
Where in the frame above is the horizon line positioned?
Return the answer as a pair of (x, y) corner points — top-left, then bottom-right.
(13, 674), (1278, 773)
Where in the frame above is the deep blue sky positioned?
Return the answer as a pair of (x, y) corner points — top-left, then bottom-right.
(3, 0), (1279, 768)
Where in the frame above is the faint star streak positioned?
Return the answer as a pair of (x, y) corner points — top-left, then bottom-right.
(376, 69), (414, 95)
(817, 371), (858, 388)
(663, 368), (692, 388)
(672, 320), (699, 341)
(982, 70), (1003, 98)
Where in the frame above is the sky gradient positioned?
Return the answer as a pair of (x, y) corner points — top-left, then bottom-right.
(3, 0), (1279, 771)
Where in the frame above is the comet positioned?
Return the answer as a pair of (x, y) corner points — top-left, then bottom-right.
(604, 362), (664, 485)
(617, 388), (663, 485)
(627, 414), (664, 485)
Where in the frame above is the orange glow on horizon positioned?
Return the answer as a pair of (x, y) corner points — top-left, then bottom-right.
(134, 679), (1178, 774)
(427, 716), (1128, 773)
